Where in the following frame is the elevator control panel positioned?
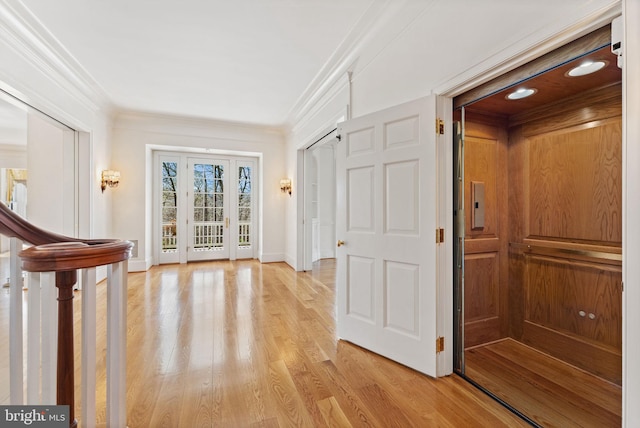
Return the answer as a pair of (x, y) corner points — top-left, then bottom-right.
(471, 181), (485, 229)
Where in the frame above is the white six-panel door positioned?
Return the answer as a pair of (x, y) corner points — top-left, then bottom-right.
(336, 95), (441, 376)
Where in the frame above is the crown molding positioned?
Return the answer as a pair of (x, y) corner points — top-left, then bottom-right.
(284, 0), (402, 128)
(0, 1), (113, 123)
(115, 110), (285, 144)
(284, 0), (435, 131)
(286, 71), (350, 138)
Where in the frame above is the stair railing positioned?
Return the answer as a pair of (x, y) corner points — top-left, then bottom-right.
(1, 202), (132, 428)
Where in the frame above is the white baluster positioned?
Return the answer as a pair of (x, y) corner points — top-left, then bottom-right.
(27, 272), (41, 404)
(40, 271), (57, 404)
(9, 237), (23, 405)
(107, 260), (128, 427)
(81, 267), (97, 428)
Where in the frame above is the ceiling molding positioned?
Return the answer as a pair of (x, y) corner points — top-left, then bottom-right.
(284, 0), (437, 130)
(287, 72), (350, 138)
(284, 0), (403, 128)
(0, 0), (112, 120)
(115, 110), (285, 144)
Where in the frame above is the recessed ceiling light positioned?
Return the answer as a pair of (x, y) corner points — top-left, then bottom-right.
(566, 60), (607, 77)
(506, 88), (537, 100)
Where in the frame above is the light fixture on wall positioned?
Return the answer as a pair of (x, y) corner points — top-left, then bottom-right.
(280, 178), (292, 196)
(101, 170), (120, 193)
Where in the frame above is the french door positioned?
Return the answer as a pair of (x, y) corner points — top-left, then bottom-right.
(188, 158), (230, 261)
(157, 153), (256, 264)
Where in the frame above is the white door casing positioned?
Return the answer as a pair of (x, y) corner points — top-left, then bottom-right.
(336, 95), (445, 377)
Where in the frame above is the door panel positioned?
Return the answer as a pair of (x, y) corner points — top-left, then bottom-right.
(462, 117), (509, 348)
(336, 95), (441, 377)
(188, 158), (230, 261)
(510, 102), (623, 385)
(159, 155), (181, 264)
(235, 160), (256, 259)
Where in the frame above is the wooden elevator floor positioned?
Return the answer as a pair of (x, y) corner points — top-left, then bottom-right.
(465, 338), (621, 427)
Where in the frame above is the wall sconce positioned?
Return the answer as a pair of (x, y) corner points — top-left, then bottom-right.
(101, 170), (120, 193)
(280, 178), (292, 196)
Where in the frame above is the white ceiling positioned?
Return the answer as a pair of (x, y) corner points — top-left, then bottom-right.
(19, 0), (375, 127)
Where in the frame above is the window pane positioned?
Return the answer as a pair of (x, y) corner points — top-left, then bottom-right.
(239, 208), (250, 222)
(162, 207), (177, 223)
(237, 166), (252, 249)
(194, 208), (203, 222)
(239, 194), (251, 207)
(162, 162), (179, 253)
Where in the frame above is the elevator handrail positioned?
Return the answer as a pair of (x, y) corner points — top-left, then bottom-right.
(509, 241), (621, 265)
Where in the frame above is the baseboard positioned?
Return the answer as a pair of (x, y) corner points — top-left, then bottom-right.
(522, 321), (621, 385)
(259, 252), (285, 263)
(128, 258), (152, 272)
(284, 254), (297, 270)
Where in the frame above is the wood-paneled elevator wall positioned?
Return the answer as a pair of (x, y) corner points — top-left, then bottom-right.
(463, 82), (622, 385)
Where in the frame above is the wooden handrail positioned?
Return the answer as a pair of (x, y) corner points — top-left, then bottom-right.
(1, 202), (132, 427)
(20, 240), (133, 271)
(0, 201), (79, 245)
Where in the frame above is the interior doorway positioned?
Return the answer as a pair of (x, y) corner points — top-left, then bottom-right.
(302, 133), (337, 272)
(453, 30), (622, 427)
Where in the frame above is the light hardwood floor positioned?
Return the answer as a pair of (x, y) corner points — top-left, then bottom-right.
(2, 259), (530, 427)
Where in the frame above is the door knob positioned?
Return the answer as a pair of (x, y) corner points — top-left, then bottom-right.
(337, 240), (345, 247)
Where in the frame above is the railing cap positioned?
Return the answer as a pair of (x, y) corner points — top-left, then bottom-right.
(19, 239), (133, 272)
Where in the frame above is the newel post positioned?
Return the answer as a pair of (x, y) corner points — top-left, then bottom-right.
(56, 270), (78, 428)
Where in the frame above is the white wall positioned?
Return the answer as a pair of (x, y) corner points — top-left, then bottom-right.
(112, 113), (286, 271)
(90, 113), (116, 240)
(26, 114), (66, 234)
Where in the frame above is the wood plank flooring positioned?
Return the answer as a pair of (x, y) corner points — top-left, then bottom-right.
(465, 339), (621, 427)
(0, 259), (533, 426)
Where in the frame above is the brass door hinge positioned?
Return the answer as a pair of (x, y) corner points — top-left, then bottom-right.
(436, 228), (445, 244)
(436, 118), (445, 135)
(436, 336), (445, 353)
